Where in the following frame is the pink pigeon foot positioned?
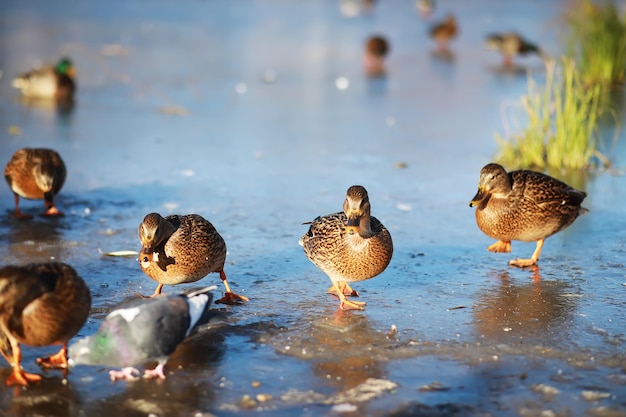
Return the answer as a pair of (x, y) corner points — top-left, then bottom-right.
(109, 367), (141, 381)
(142, 363), (166, 380)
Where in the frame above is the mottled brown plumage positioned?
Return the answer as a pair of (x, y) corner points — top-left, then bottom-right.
(0, 262), (91, 386)
(138, 212), (248, 305)
(4, 148), (67, 219)
(469, 163), (588, 267)
(299, 185), (393, 310)
(485, 32), (545, 67)
(429, 14), (458, 52)
(364, 35), (390, 77)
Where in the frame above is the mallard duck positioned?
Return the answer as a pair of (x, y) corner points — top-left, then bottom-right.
(364, 35), (390, 77)
(69, 286), (216, 380)
(12, 57), (76, 101)
(138, 212), (248, 305)
(485, 32), (545, 67)
(299, 185), (393, 310)
(469, 163), (588, 267)
(4, 148), (67, 219)
(429, 14), (458, 52)
(0, 262), (91, 386)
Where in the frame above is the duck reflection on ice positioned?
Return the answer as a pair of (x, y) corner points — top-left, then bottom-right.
(472, 267), (578, 344)
(1, 376), (81, 417)
(279, 311), (388, 391)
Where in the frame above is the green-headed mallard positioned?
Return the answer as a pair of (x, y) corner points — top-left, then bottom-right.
(429, 14), (458, 52)
(4, 148), (67, 219)
(12, 58), (76, 101)
(364, 35), (390, 77)
(299, 185), (393, 310)
(485, 32), (545, 67)
(138, 212), (248, 305)
(0, 262), (91, 386)
(469, 163), (588, 267)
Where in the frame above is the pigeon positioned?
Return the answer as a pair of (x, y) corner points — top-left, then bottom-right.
(68, 286), (216, 381)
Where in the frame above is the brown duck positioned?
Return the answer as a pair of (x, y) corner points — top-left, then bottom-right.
(0, 262), (91, 386)
(364, 35), (390, 77)
(138, 212), (248, 305)
(4, 148), (67, 219)
(299, 185), (393, 310)
(429, 14), (458, 52)
(469, 163), (588, 267)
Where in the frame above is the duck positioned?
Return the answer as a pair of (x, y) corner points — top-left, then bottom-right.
(485, 32), (545, 67)
(416, 0), (435, 19)
(299, 185), (393, 310)
(469, 163), (588, 267)
(4, 148), (67, 220)
(138, 212), (248, 305)
(12, 57), (76, 101)
(69, 286), (216, 381)
(0, 262), (91, 386)
(429, 14), (458, 52)
(363, 35), (390, 77)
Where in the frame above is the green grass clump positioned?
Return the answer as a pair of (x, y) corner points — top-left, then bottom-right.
(496, 58), (607, 170)
(564, 0), (626, 89)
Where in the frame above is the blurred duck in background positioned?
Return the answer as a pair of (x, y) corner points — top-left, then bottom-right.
(485, 32), (547, 67)
(12, 57), (76, 102)
(363, 35), (390, 77)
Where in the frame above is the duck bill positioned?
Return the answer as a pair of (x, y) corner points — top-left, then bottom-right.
(469, 188), (486, 207)
(345, 216), (360, 235)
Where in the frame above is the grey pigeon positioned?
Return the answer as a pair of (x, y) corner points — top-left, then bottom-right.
(68, 286), (216, 380)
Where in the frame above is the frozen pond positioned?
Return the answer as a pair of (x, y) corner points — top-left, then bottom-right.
(0, 0), (625, 416)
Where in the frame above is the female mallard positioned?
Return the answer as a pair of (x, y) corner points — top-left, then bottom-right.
(12, 57), (76, 101)
(0, 262), (91, 386)
(138, 212), (248, 305)
(469, 163), (588, 267)
(429, 14), (458, 52)
(299, 185), (393, 310)
(485, 32), (545, 67)
(4, 148), (67, 219)
(364, 35), (390, 77)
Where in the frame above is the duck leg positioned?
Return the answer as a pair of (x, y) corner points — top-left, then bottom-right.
(37, 343), (69, 369)
(326, 282), (359, 297)
(41, 192), (64, 217)
(11, 194), (33, 220)
(332, 282), (366, 311)
(509, 239), (544, 268)
(487, 240), (512, 253)
(215, 271), (249, 305)
(5, 342), (41, 386)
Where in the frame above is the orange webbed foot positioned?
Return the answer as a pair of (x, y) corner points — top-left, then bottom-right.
(37, 347), (68, 369)
(509, 258), (538, 268)
(11, 211), (33, 220)
(6, 369), (42, 386)
(326, 282), (359, 297)
(340, 299), (367, 311)
(41, 206), (64, 217)
(215, 291), (249, 305)
(487, 240), (512, 253)
(138, 283), (164, 299)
